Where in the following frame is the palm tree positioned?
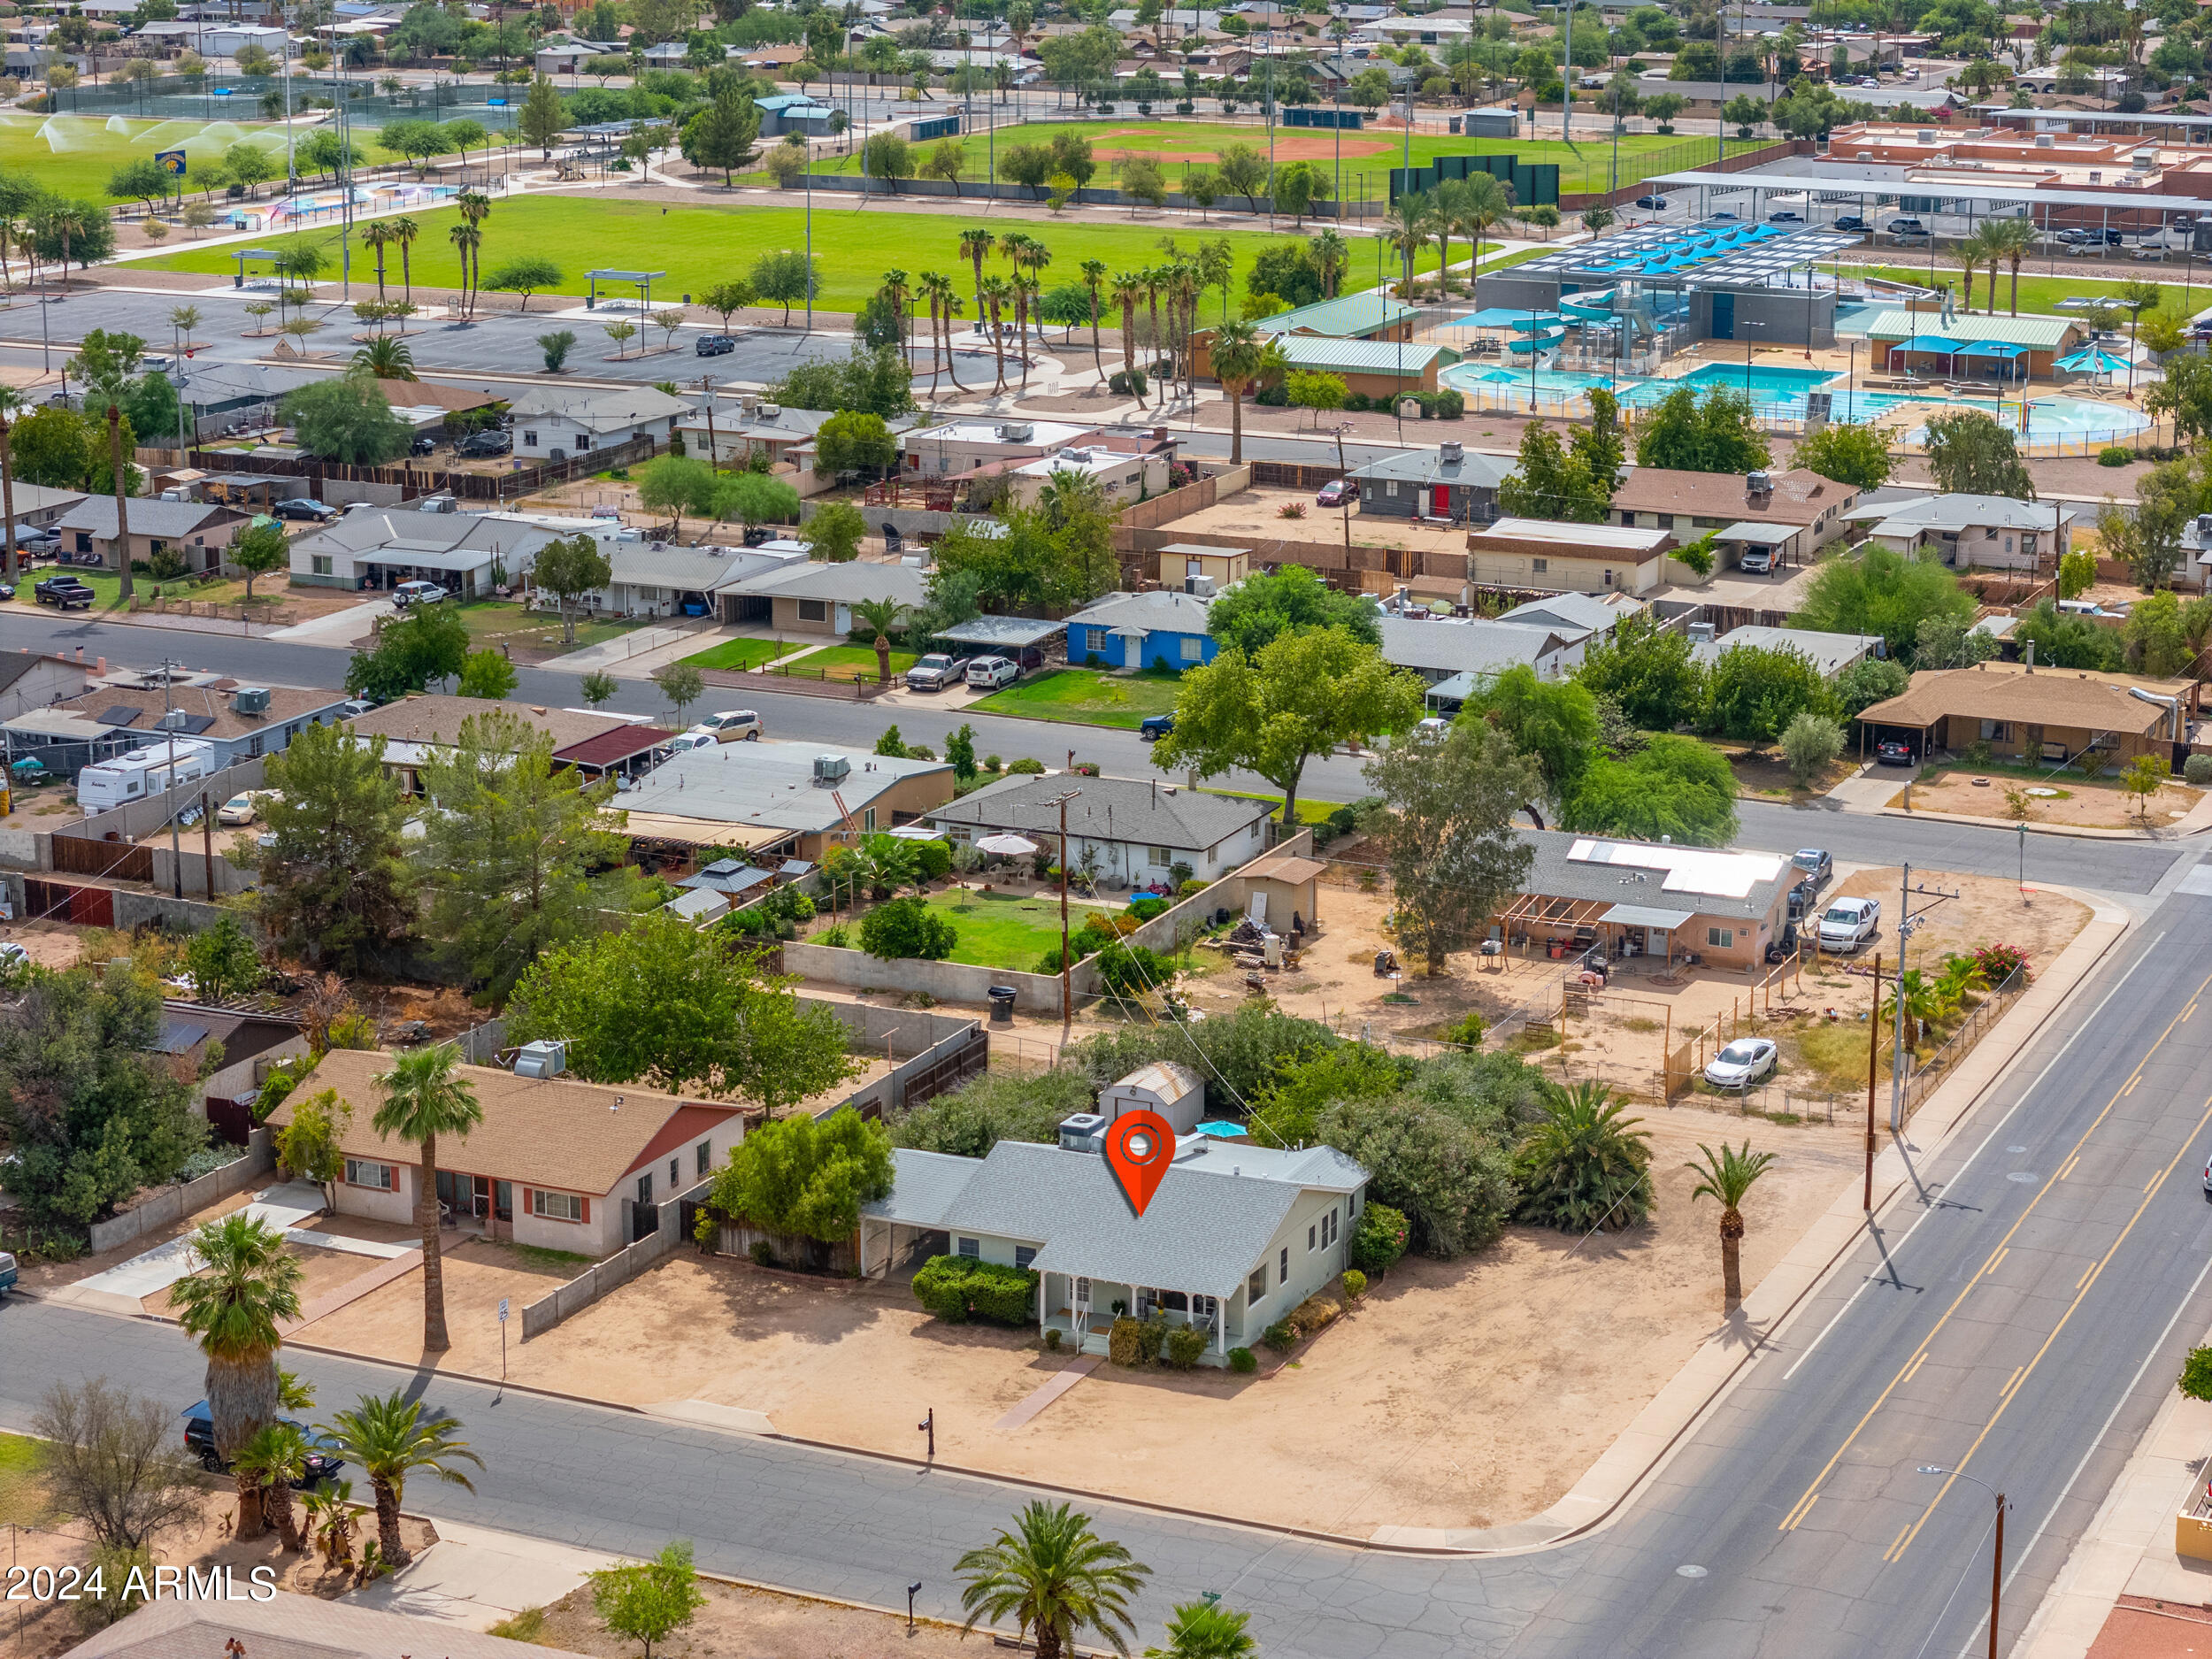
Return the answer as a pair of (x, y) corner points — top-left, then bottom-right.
(168, 303), (202, 357)
(1210, 319), (1264, 466)
(1110, 270), (1144, 395)
(1143, 1600), (1256, 1659)
(448, 223), (482, 319)
(850, 596), (911, 684)
(389, 215), (420, 302)
(979, 274), (1012, 395)
(234, 1422), (311, 1552)
(360, 219), (395, 301)
(166, 1212), (303, 1537)
(879, 266), (910, 369)
(1947, 223), (1992, 316)
(1141, 265), (1166, 408)
(0, 216), (22, 294)
(1311, 227), (1348, 301)
(1431, 178), (1469, 299)
(322, 1391), (482, 1569)
(918, 270), (957, 398)
(455, 191), (492, 316)
(956, 1502), (1150, 1659)
(1014, 273), (1040, 392)
(353, 335), (416, 379)
(959, 227), (995, 333)
(1514, 1079), (1655, 1233)
(1386, 189), (1436, 296)
(300, 1478), (358, 1571)
(1932, 952), (1986, 1012)
(372, 1042), (483, 1353)
(1463, 173), (1511, 268)
(1079, 257), (1108, 381)
(1988, 216), (2036, 316)
(1881, 966), (1945, 1048)
(1686, 1141), (1777, 1311)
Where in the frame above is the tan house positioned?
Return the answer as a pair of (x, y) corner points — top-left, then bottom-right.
(1497, 828), (1798, 972)
(1466, 517), (1676, 594)
(1855, 661), (2196, 767)
(52, 496), (249, 573)
(615, 736), (956, 859)
(725, 558), (930, 637)
(269, 1048), (751, 1257)
(344, 695), (669, 791)
(1609, 467), (1860, 551)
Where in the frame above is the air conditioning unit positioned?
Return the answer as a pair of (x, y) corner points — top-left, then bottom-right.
(813, 753), (851, 786)
(2196, 511), (2212, 540)
(1058, 1112), (1108, 1153)
(550, 448), (568, 462)
(2035, 133), (2055, 147)
(1688, 621), (1717, 644)
(231, 686), (271, 715)
(758, 403), (781, 419)
(1440, 440), (1463, 462)
(996, 421), (1034, 442)
(513, 1039), (566, 1079)
(1746, 469), (1773, 494)
(419, 494), (457, 514)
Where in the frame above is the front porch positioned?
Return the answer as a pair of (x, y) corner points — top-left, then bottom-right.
(1040, 1273), (1243, 1367)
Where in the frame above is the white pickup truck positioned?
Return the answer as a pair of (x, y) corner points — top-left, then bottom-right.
(1817, 895), (1881, 954)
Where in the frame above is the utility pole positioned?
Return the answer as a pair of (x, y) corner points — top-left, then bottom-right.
(1919, 1466), (2008, 1659)
(1865, 950), (1879, 1211)
(1053, 788), (1082, 1039)
(1889, 864), (1961, 1132)
(161, 657), (183, 901)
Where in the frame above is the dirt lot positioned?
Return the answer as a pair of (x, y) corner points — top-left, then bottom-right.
(514, 1574), (983, 1659)
(1890, 765), (2201, 829)
(289, 1236), (583, 1361)
(297, 1110), (1848, 1536)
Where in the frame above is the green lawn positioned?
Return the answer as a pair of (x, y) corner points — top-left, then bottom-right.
(918, 889), (1102, 971)
(971, 667), (1182, 730)
(787, 643), (918, 680)
(1824, 261), (2212, 320)
(1202, 788), (1341, 825)
(0, 110), (291, 204)
(681, 635), (804, 672)
(0, 1431), (45, 1527)
(456, 598), (642, 652)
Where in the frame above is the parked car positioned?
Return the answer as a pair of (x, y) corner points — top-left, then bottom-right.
(1140, 713), (1175, 741)
(1833, 214), (1871, 233)
(0, 580), (12, 601)
(0, 1248), (14, 1296)
(1767, 209), (1805, 224)
(1886, 217), (1928, 236)
(411, 434), (438, 455)
(1792, 848), (1834, 888)
(1708, 209), (1740, 222)
(216, 793), (258, 826)
(693, 709), (764, 741)
(13, 528), (58, 557)
(456, 430), (512, 458)
(2203, 1150), (2212, 1194)
(390, 580), (449, 608)
(1739, 548), (1775, 574)
(1704, 1037), (1779, 1091)
(905, 652), (973, 691)
(1787, 878), (1818, 921)
(1634, 194), (1669, 211)
(966, 656), (1020, 690)
(34, 576), (94, 610)
(273, 497), (337, 522)
(182, 1403), (345, 1483)
(338, 698), (379, 718)
(1317, 479), (1357, 507)
(1818, 895), (1881, 953)
(1874, 737), (1916, 765)
(695, 334), (736, 357)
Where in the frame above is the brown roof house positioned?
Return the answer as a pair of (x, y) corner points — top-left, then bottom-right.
(1855, 660), (2197, 767)
(344, 695), (669, 790)
(270, 1048), (752, 1255)
(1609, 466), (1860, 553)
(57, 1588), (594, 1659)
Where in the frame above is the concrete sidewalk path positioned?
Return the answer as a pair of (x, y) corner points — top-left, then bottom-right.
(54, 1182), (326, 1305)
(342, 1517), (628, 1631)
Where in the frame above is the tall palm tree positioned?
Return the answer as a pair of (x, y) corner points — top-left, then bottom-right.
(1988, 216), (2036, 317)
(389, 215), (420, 302)
(1143, 1600), (1256, 1659)
(918, 271), (957, 398)
(1431, 177), (1469, 299)
(979, 274), (1012, 395)
(1110, 270), (1144, 396)
(1947, 223), (1992, 316)
(1079, 257), (1108, 381)
(167, 1211), (303, 1537)
(1514, 1079), (1655, 1234)
(957, 1502), (1150, 1659)
(322, 1391), (482, 1569)
(1686, 1141), (1777, 1311)
(958, 227), (995, 334)
(455, 191), (492, 315)
(879, 267), (910, 369)
(1463, 173), (1511, 270)
(1386, 189), (1436, 296)
(360, 219), (395, 301)
(1210, 319), (1264, 466)
(372, 1042), (482, 1353)
(353, 335), (416, 379)
(233, 1422), (311, 1552)
(1013, 273), (1040, 391)
(850, 596), (911, 684)
(0, 215), (23, 294)
(1311, 227), (1348, 301)
(448, 223), (482, 319)
(1141, 265), (1167, 408)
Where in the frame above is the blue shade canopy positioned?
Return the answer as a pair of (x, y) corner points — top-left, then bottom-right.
(1893, 334), (1963, 352)
(1956, 341), (2026, 356)
(2054, 349), (2130, 372)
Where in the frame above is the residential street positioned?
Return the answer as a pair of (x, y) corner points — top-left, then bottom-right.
(4, 873), (2212, 1656)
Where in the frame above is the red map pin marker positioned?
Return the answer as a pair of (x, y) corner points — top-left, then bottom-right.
(1102, 1109), (1175, 1218)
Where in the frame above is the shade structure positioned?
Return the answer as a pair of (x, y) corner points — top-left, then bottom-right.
(975, 833), (1040, 856)
(2055, 349), (2131, 373)
(886, 825), (944, 841)
(1957, 341), (2026, 357)
(1893, 334), (1962, 353)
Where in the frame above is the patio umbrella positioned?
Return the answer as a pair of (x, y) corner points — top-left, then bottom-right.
(976, 833), (1039, 856)
(885, 825), (942, 841)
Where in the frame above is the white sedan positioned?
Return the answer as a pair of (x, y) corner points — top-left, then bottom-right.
(217, 794), (258, 826)
(1704, 1038), (1778, 1091)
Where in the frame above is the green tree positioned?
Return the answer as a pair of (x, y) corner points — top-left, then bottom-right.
(1573, 611), (1706, 731)
(860, 894), (957, 960)
(653, 660), (705, 726)
(1923, 409), (2034, 498)
(589, 1541), (708, 1659)
(1632, 383), (1770, 473)
(680, 78), (762, 182)
(1463, 665), (1601, 802)
(2099, 494), (2187, 593)
(2011, 600), (2122, 672)
(416, 709), (630, 1002)
(1686, 1140), (1776, 1310)
(1778, 710), (1846, 787)
(273, 1087), (350, 1210)
(347, 603), (471, 700)
(166, 1213), (301, 1536)
(1362, 720), (1540, 976)
(636, 455), (718, 538)
(321, 1392), (481, 1569)
(706, 1105), (893, 1256)
(2147, 352), (2212, 445)
(750, 249), (818, 325)
(1205, 565), (1379, 655)
(371, 1043), (482, 1353)
(946, 722), (979, 780)
(1143, 1601), (1256, 1659)
(506, 915), (860, 1107)
(1701, 643), (1836, 744)
(710, 471), (800, 534)
(482, 257), (564, 311)
(2179, 1346), (2212, 1403)
(2058, 547), (2098, 601)
(539, 328), (578, 373)
(957, 1502), (1150, 1659)
(1792, 421), (1892, 488)
(518, 73), (567, 154)
(250, 722), (417, 972)
(108, 157), (174, 210)
(1793, 546), (1975, 662)
(184, 914), (262, 1002)
(533, 532), (613, 645)
(1832, 653), (1909, 719)
(2122, 753), (2169, 819)
(280, 370), (412, 465)
(803, 498), (867, 563)
(228, 519), (288, 602)
(1563, 734), (1740, 846)
(456, 649), (518, 699)
(1513, 1080), (1653, 1233)
(1721, 92), (1767, 136)
(580, 670), (618, 708)
(1284, 368), (1347, 428)
(1156, 626), (1424, 828)
(2124, 588), (2194, 675)
(814, 410), (897, 480)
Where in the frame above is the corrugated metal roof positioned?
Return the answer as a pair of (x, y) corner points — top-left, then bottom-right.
(1272, 334), (1455, 373)
(1861, 309), (2077, 349)
(1256, 293), (1418, 339)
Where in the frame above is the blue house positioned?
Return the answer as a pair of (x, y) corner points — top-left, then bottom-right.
(1065, 590), (1219, 673)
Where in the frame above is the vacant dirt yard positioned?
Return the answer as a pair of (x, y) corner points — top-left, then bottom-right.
(1890, 765), (2201, 830)
(290, 1237), (580, 1362)
(510, 1574), (982, 1659)
(299, 1113), (1851, 1538)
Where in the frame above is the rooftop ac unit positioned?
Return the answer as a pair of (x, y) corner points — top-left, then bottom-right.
(1440, 439), (1463, 462)
(419, 494), (457, 514)
(758, 403), (781, 419)
(2036, 133), (2055, 147)
(813, 753), (851, 786)
(1688, 621), (1717, 644)
(514, 1039), (566, 1079)
(1746, 469), (1773, 494)
(1186, 574), (1217, 597)
(1916, 127), (1935, 142)
(2197, 512), (2212, 539)
(231, 686), (271, 715)
(1058, 1112), (1108, 1153)
(997, 421), (1034, 442)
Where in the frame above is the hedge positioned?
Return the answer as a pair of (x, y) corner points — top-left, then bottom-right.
(911, 1255), (1038, 1325)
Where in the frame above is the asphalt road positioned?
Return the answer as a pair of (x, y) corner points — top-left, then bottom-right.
(4, 877), (2212, 1658)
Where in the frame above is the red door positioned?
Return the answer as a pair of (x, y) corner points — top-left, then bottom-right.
(1432, 485), (1449, 515)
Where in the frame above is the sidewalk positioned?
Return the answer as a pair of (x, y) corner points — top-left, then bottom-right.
(266, 597), (390, 644)
(342, 1518), (626, 1632)
(550, 620), (719, 675)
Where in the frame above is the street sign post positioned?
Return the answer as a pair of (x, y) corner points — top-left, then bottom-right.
(498, 1297), (510, 1385)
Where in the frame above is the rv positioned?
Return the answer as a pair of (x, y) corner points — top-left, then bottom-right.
(76, 740), (216, 812)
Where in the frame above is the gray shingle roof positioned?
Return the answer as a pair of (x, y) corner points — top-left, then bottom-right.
(1348, 446), (1516, 490)
(1843, 493), (2077, 534)
(927, 772), (1271, 853)
(867, 1148), (986, 1229)
(1378, 616), (1564, 677)
(731, 560), (929, 607)
(1497, 592), (1640, 635)
(1065, 589), (1215, 634)
(55, 498), (244, 540)
(607, 545), (771, 591)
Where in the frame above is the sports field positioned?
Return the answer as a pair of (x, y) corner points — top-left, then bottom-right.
(139, 196), (1449, 311)
(795, 117), (1766, 198)
(0, 110), (290, 202)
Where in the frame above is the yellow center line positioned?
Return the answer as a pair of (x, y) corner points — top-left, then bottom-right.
(2127, 1076), (2142, 1095)
(1890, 1092), (2212, 1562)
(1782, 1494), (1819, 1532)
(1984, 1248), (2008, 1278)
(1884, 1523), (1914, 1563)
(2059, 1154), (2080, 1181)
(2001, 1365), (2024, 1399)
(1901, 1352), (1926, 1385)
(1774, 972), (2212, 1534)
(2076, 1262), (2098, 1292)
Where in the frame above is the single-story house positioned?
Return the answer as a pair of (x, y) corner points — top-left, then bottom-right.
(1609, 467), (1859, 550)
(617, 737), (955, 859)
(1379, 614), (1576, 684)
(675, 403), (847, 468)
(1691, 624), (1883, 680)
(724, 557), (930, 636)
(1855, 660), (2196, 766)
(55, 1588), (595, 1659)
(53, 497), (249, 574)
(8, 681), (352, 771)
(1251, 293), (1419, 342)
(900, 419), (1095, 477)
(0, 482), (84, 541)
(535, 35), (610, 73)
(925, 771), (1275, 886)
(1495, 589), (1644, 639)
(1498, 829), (1799, 972)
(859, 1134), (1370, 1365)
(588, 544), (786, 620)
(504, 386), (695, 461)
(269, 1048), (750, 1256)
(1007, 442), (1171, 511)
(1350, 442), (1516, 525)
(1467, 517), (1676, 595)
(287, 505), (567, 596)
(1065, 589), (1217, 672)
(1844, 493), (2075, 572)
(344, 696), (670, 789)
(0, 652), (90, 721)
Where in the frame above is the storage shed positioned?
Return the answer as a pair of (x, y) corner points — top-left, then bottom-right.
(1099, 1061), (1205, 1134)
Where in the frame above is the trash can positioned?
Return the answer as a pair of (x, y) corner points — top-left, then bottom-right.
(987, 986), (1018, 1025)
(1215, 907), (1232, 926)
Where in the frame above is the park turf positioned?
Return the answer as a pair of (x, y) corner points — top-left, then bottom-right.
(970, 667), (1182, 730)
(0, 110), (292, 204)
(1823, 259), (2208, 320)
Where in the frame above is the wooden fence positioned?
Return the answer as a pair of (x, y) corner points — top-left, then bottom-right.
(50, 835), (153, 882)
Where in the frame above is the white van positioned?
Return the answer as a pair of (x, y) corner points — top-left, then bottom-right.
(77, 739), (217, 812)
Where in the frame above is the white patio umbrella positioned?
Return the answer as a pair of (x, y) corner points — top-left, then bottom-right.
(885, 825), (942, 841)
(975, 833), (1039, 856)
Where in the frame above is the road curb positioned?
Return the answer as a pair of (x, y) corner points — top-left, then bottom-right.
(1876, 805), (2200, 842)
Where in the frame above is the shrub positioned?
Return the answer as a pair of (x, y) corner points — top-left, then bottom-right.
(1179, 878), (1210, 898)
(818, 924), (849, 949)
(1972, 942), (2030, 984)
(910, 1255), (1038, 1325)
(859, 895), (956, 961)
(1135, 1312), (1169, 1363)
(1255, 383), (1288, 406)
(1044, 1326), (1063, 1351)
(2186, 754), (2212, 786)
(1440, 1011), (1486, 1048)
(984, 754), (1002, 772)
(749, 1238), (776, 1267)
(2182, 1345), (2212, 1402)
(1164, 1325), (1208, 1369)
(914, 840), (952, 882)
(1341, 1269), (1369, 1302)
(1128, 895), (1169, 921)
(1108, 367), (1147, 396)
(1343, 391), (1371, 411)
(1347, 1201), (1409, 1275)
(1432, 388), (1465, 419)
(1108, 1314), (1144, 1365)
(1228, 1345), (1257, 1373)
(1008, 757), (1046, 775)
(1262, 1317), (1298, 1352)
(2099, 446), (2131, 466)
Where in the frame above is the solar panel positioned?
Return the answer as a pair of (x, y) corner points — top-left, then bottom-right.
(95, 706), (142, 727)
(169, 714), (216, 736)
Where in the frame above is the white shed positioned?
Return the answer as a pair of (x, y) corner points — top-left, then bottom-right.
(1099, 1061), (1204, 1134)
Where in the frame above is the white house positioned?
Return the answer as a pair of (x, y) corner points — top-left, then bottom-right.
(268, 1048), (750, 1257)
(1690, 624), (1884, 680)
(899, 419), (1094, 477)
(534, 35), (610, 73)
(1378, 614), (1576, 685)
(860, 1133), (1371, 1364)
(1006, 442), (1171, 511)
(1843, 493), (2075, 572)
(924, 772), (1274, 886)
(286, 504), (569, 596)
(505, 386), (695, 461)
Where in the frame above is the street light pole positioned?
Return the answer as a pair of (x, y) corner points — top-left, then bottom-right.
(1918, 1465), (2008, 1659)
